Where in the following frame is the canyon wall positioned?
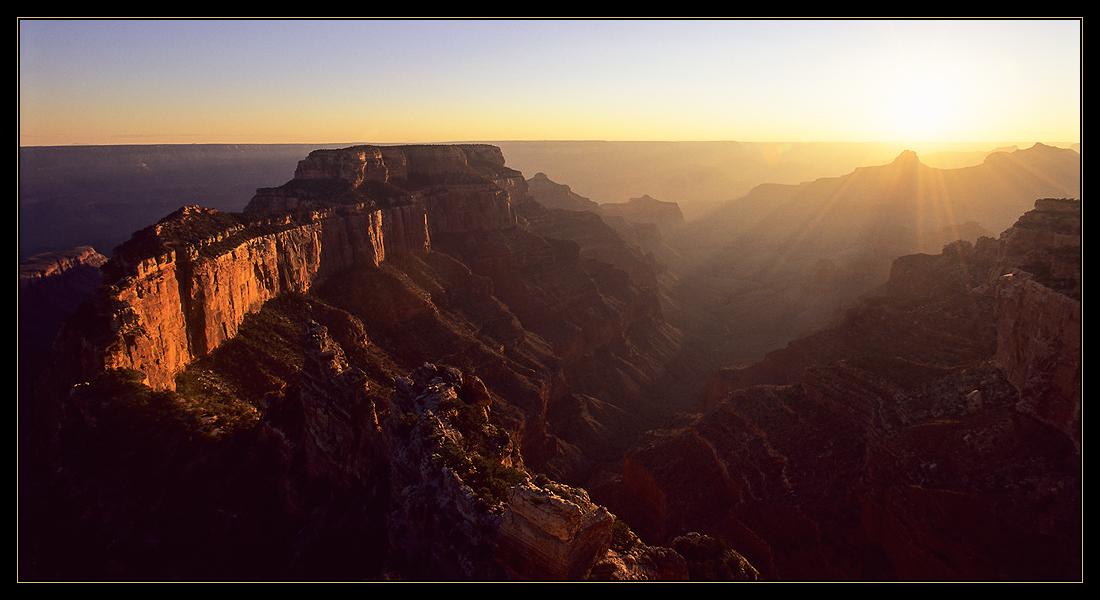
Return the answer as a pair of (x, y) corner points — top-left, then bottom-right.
(622, 198), (1081, 580)
(76, 203), (428, 391)
(246, 144), (521, 235)
(63, 144), (520, 392)
(990, 198), (1081, 449)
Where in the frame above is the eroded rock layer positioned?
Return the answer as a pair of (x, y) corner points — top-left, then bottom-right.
(624, 199), (1081, 581)
(51, 145), (523, 392)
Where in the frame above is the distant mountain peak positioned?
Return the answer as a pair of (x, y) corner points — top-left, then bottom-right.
(982, 141), (1077, 167)
(892, 149), (921, 165)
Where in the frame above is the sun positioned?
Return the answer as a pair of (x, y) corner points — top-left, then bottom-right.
(876, 74), (965, 142)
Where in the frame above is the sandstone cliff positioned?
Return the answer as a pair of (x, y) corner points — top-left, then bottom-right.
(246, 143), (521, 235)
(56, 203), (427, 392)
(50, 144), (524, 393)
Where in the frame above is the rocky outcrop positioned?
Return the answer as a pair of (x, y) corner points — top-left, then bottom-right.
(625, 199), (1081, 580)
(246, 144), (521, 235)
(526, 172), (601, 212)
(299, 320), (383, 488)
(495, 479), (615, 580)
(383, 362), (617, 580)
(995, 278), (1080, 448)
(990, 198), (1081, 449)
(599, 194), (685, 231)
(59, 203), (428, 391)
(50, 145), (527, 393)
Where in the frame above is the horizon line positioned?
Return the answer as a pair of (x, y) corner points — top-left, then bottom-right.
(18, 139), (1082, 149)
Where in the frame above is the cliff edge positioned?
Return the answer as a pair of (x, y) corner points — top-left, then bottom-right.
(48, 145), (520, 393)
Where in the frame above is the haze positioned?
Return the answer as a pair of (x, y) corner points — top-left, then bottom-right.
(18, 19), (1081, 148)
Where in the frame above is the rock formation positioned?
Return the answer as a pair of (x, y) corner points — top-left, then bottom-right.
(51, 203), (427, 391)
(599, 194), (685, 232)
(623, 199), (1081, 580)
(670, 143), (1081, 368)
(383, 359), (617, 579)
(525, 172), (601, 213)
(26, 143), (713, 581)
(299, 320), (383, 488)
(46, 145), (525, 393)
(20, 246), (108, 366)
(247, 144), (521, 235)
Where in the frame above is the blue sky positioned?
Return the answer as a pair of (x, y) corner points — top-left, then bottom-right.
(18, 18), (1082, 147)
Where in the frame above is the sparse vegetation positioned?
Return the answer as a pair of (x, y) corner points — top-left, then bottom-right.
(672, 533), (751, 581)
(436, 388), (512, 461)
(609, 518), (638, 553)
(432, 374), (526, 507)
(437, 439), (525, 508)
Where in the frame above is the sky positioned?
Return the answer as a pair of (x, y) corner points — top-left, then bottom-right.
(18, 18), (1082, 148)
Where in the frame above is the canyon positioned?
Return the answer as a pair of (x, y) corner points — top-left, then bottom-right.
(19, 143), (1080, 581)
(624, 198), (1080, 580)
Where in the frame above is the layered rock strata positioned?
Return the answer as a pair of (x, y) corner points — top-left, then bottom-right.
(68, 203), (428, 391)
(625, 199), (1081, 580)
(299, 320), (383, 488)
(495, 479), (615, 580)
(384, 362), (617, 580)
(56, 145), (521, 393)
(247, 144), (521, 235)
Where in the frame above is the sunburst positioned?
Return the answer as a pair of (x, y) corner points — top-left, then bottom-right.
(876, 72), (966, 142)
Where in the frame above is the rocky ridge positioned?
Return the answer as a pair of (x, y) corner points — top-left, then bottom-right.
(623, 198), (1081, 580)
(48, 145), (521, 392)
(670, 143), (1081, 368)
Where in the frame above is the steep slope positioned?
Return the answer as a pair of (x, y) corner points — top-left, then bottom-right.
(526, 172), (602, 212)
(620, 199), (1081, 580)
